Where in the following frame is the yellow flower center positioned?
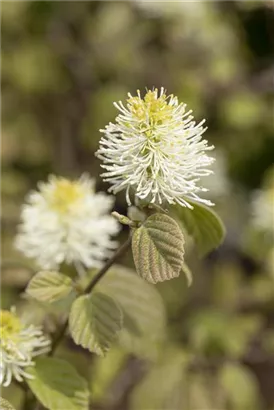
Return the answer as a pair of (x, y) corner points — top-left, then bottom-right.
(127, 89), (173, 128)
(47, 179), (85, 214)
(0, 310), (21, 343)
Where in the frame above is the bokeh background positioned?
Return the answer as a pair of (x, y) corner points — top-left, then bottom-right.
(1, 1), (274, 409)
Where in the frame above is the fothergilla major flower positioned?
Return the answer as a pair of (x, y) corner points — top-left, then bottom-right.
(96, 87), (215, 208)
(15, 174), (120, 271)
(0, 308), (51, 387)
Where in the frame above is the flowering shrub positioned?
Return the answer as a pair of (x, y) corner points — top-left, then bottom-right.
(2, 89), (225, 409)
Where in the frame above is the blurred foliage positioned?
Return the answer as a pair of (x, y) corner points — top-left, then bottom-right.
(1, 1), (274, 409)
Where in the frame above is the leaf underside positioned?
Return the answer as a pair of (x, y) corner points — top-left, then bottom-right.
(132, 213), (185, 284)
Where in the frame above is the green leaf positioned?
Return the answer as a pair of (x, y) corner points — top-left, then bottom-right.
(96, 265), (166, 356)
(220, 363), (261, 410)
(130, 349), (187, 410)
(0, 398), (16, 410)
(188, 373), (225, 409)
(91, 347), (127, 402)
(181, 261), (193, 287)
(27, 357), (89, 410)
(69, 292), (123, 356)
(26, 271), (74, 303)
(175, 200), (225, 256)
(188, 310), (262, 358)
(132, 213), (185, 284)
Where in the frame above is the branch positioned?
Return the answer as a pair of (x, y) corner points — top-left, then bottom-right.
(49, 235), (132, 355)
(84, 235), (132, 294)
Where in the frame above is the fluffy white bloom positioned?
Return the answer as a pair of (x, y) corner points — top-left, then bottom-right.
(96, 88), (215, 208)
(0, 308), (51, 387)
(15, 174), (120, 270)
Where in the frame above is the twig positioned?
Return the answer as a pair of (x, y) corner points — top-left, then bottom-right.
(84, 235), (132, 294)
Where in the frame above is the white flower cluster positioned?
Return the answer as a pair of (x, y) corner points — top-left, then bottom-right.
(0, 308), (50, 387)
(96, 88), (215, 208)
(15, 174), (120, 270)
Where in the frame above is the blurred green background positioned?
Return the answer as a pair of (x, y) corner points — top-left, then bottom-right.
(1, 1), (274, 409)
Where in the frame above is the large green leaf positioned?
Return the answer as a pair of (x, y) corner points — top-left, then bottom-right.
(27, 357), (89, 410)
(175, 200), (225, 256)
(132, 213), (185, 284)
(130, 351), (225, 410)
(69, 292), (123, 356)
(130, 349), (186, 410)
(188, 373), (225, 409)
(220, 363), (261, 410)
(0, 398), (16, 410)
(26, 271), (74, 303)
(96, 265), (166, 356)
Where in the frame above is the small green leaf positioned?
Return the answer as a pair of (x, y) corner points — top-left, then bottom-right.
(112, 211), (135, 226)
(26, 271), (74, 303)
(132, 213), (185, 284)
(69, 292), (123, 356)
(27, 357), (89, 410)
(175, 200), (225, 256)
(0, 398), (16, 410)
